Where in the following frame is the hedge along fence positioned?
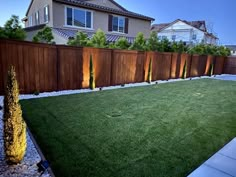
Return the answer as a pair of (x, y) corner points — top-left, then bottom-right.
(0, 39), (234, 95)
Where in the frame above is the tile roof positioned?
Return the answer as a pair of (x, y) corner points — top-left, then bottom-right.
(151, 19), (206, 32)
(53, 28), (136, 43)
(53, 0), (154, 21)
(151, 19), (218, 39)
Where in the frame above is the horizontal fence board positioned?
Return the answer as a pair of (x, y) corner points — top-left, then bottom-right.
(0, 39), (234, 95)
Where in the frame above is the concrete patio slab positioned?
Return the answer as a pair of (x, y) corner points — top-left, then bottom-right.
(188, 138), (236, 177)
(188, 164), (232, 177)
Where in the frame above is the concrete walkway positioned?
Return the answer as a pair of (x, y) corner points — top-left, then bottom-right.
(214, 74), (236, 81)
(188, 138), (236, 177)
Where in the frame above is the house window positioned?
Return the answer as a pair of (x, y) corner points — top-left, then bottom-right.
(192, 34), (197, 40)
(172, 35), (176, 41)
(29, 15), (33, 27)
(66, 7), (92, 29)
(161, 36), (167, 40)
(112, 16), (125, 33)
(35, 11), (39, 25)
(44, 5), (49, 23)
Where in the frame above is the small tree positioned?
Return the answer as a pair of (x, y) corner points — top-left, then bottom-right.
(146, 31), (159, 51)
(33, 26), (54, 44)
(129, 32), (146, 51)
(67, 32), (91, 47)
(4, 66), (26, 164)
(208, 63), (214, 76)
(114, 37), (130, 49)
(90, 29), (107, 48)
(147, 58), (152, 83)
(0, 15), (26, 40)
(182, 60), (187, 79)
(89, 55), (95, 89)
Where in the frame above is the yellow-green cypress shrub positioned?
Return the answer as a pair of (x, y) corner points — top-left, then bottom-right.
(89, 55), (95, 90)
(3, 66), (26, 164)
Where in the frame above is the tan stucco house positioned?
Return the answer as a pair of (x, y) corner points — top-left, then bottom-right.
(23, 0), (155, 44)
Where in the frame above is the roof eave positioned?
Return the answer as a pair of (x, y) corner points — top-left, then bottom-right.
(53, 0), (154, 21)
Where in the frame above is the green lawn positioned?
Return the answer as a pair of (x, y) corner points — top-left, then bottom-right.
(21, 79), (236, 177)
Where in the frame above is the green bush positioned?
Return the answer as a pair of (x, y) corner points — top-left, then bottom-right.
(4, 66), (27, 164)
(146, 31), (159, 51)
(147, 58), (152, 83)
(114, 37), (130, 49)
(188, 44), (231, 56)
(171, 41), (188, 53)
(129, 32), (146, 51)
(90, 29), (107, 48)
(67, 32), (91, 47)
(33, 26), (54, 44)
(89, 55), (95, 90)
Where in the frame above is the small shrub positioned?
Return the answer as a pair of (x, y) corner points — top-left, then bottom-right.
(32, 26), (54, 44)
(182, 60), (187, 79)
(67, 32), (91, 47)
(208, 63), (214, 76)
(146, 31), (159, 51)
(4, 66), (26, 164)
(89, 55), (95, 90)
(129, 32), (146, 51)
(90, 29), (107, 48)
(147, 58), (152, 83)
(114, 37), (130, 49)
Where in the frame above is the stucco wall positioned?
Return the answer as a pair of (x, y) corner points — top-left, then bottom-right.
(26, 0), (53, 27)
(53, 2), (151, 38)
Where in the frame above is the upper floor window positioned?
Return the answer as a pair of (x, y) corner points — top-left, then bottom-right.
(35, 11), (40, 25)
(192, 34), (197, 40)
(44, 5), (49, 23)
(112, 16), (125, 33)
(171, 35), (176, 41)
(66, 7), (92, 29)
(29, 15), (33, 27)
(108, 15), (128, 34)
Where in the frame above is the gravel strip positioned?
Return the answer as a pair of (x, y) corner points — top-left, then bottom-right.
(0, 74), (235, 176)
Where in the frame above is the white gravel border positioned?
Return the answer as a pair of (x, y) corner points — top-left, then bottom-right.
(0, 74), (235, 176)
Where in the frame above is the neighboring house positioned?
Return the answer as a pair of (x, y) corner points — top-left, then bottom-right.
(225, 45), (236, 56)
(23, 0), (154, 44)
(151, 19), (218, 45)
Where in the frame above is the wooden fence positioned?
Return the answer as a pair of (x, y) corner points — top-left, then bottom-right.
(0, 39), (235, 94)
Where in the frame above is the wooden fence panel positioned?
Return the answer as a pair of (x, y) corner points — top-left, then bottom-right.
(58, 46), (83, 90)
(214, 56), (225, 75)
(170, 53), (180, 79)
(190, 55), (207, 77)
(111, 50), (144, 85)
(0, 40), (6, 94)
(83, 47), (112, 88)
(224, 57), (236, 74)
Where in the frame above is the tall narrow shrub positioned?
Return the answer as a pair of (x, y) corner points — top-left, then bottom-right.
(4, 66), (26, 164)
(208, 63), (214, 76)
(182, 60), (187, 79)
(147, 58), (152, 83)
(89, 55), (95, 90)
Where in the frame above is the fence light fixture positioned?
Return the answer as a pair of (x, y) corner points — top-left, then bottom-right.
(37, 160), (49, 174)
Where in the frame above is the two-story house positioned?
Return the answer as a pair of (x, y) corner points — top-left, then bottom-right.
(151, 19), (218, 45)
(23, 0), (155, 44)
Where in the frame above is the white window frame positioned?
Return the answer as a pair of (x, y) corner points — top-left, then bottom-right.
(112, 15), (125, 34)
(192, 34), (197, 40)
(44, 5), (49, 23)
(35, 11), (39, 25)
(29, 15), (33, 27)
(64, 6), (93, 30)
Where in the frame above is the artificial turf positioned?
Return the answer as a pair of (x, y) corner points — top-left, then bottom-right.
(21, 79), (236, 177)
